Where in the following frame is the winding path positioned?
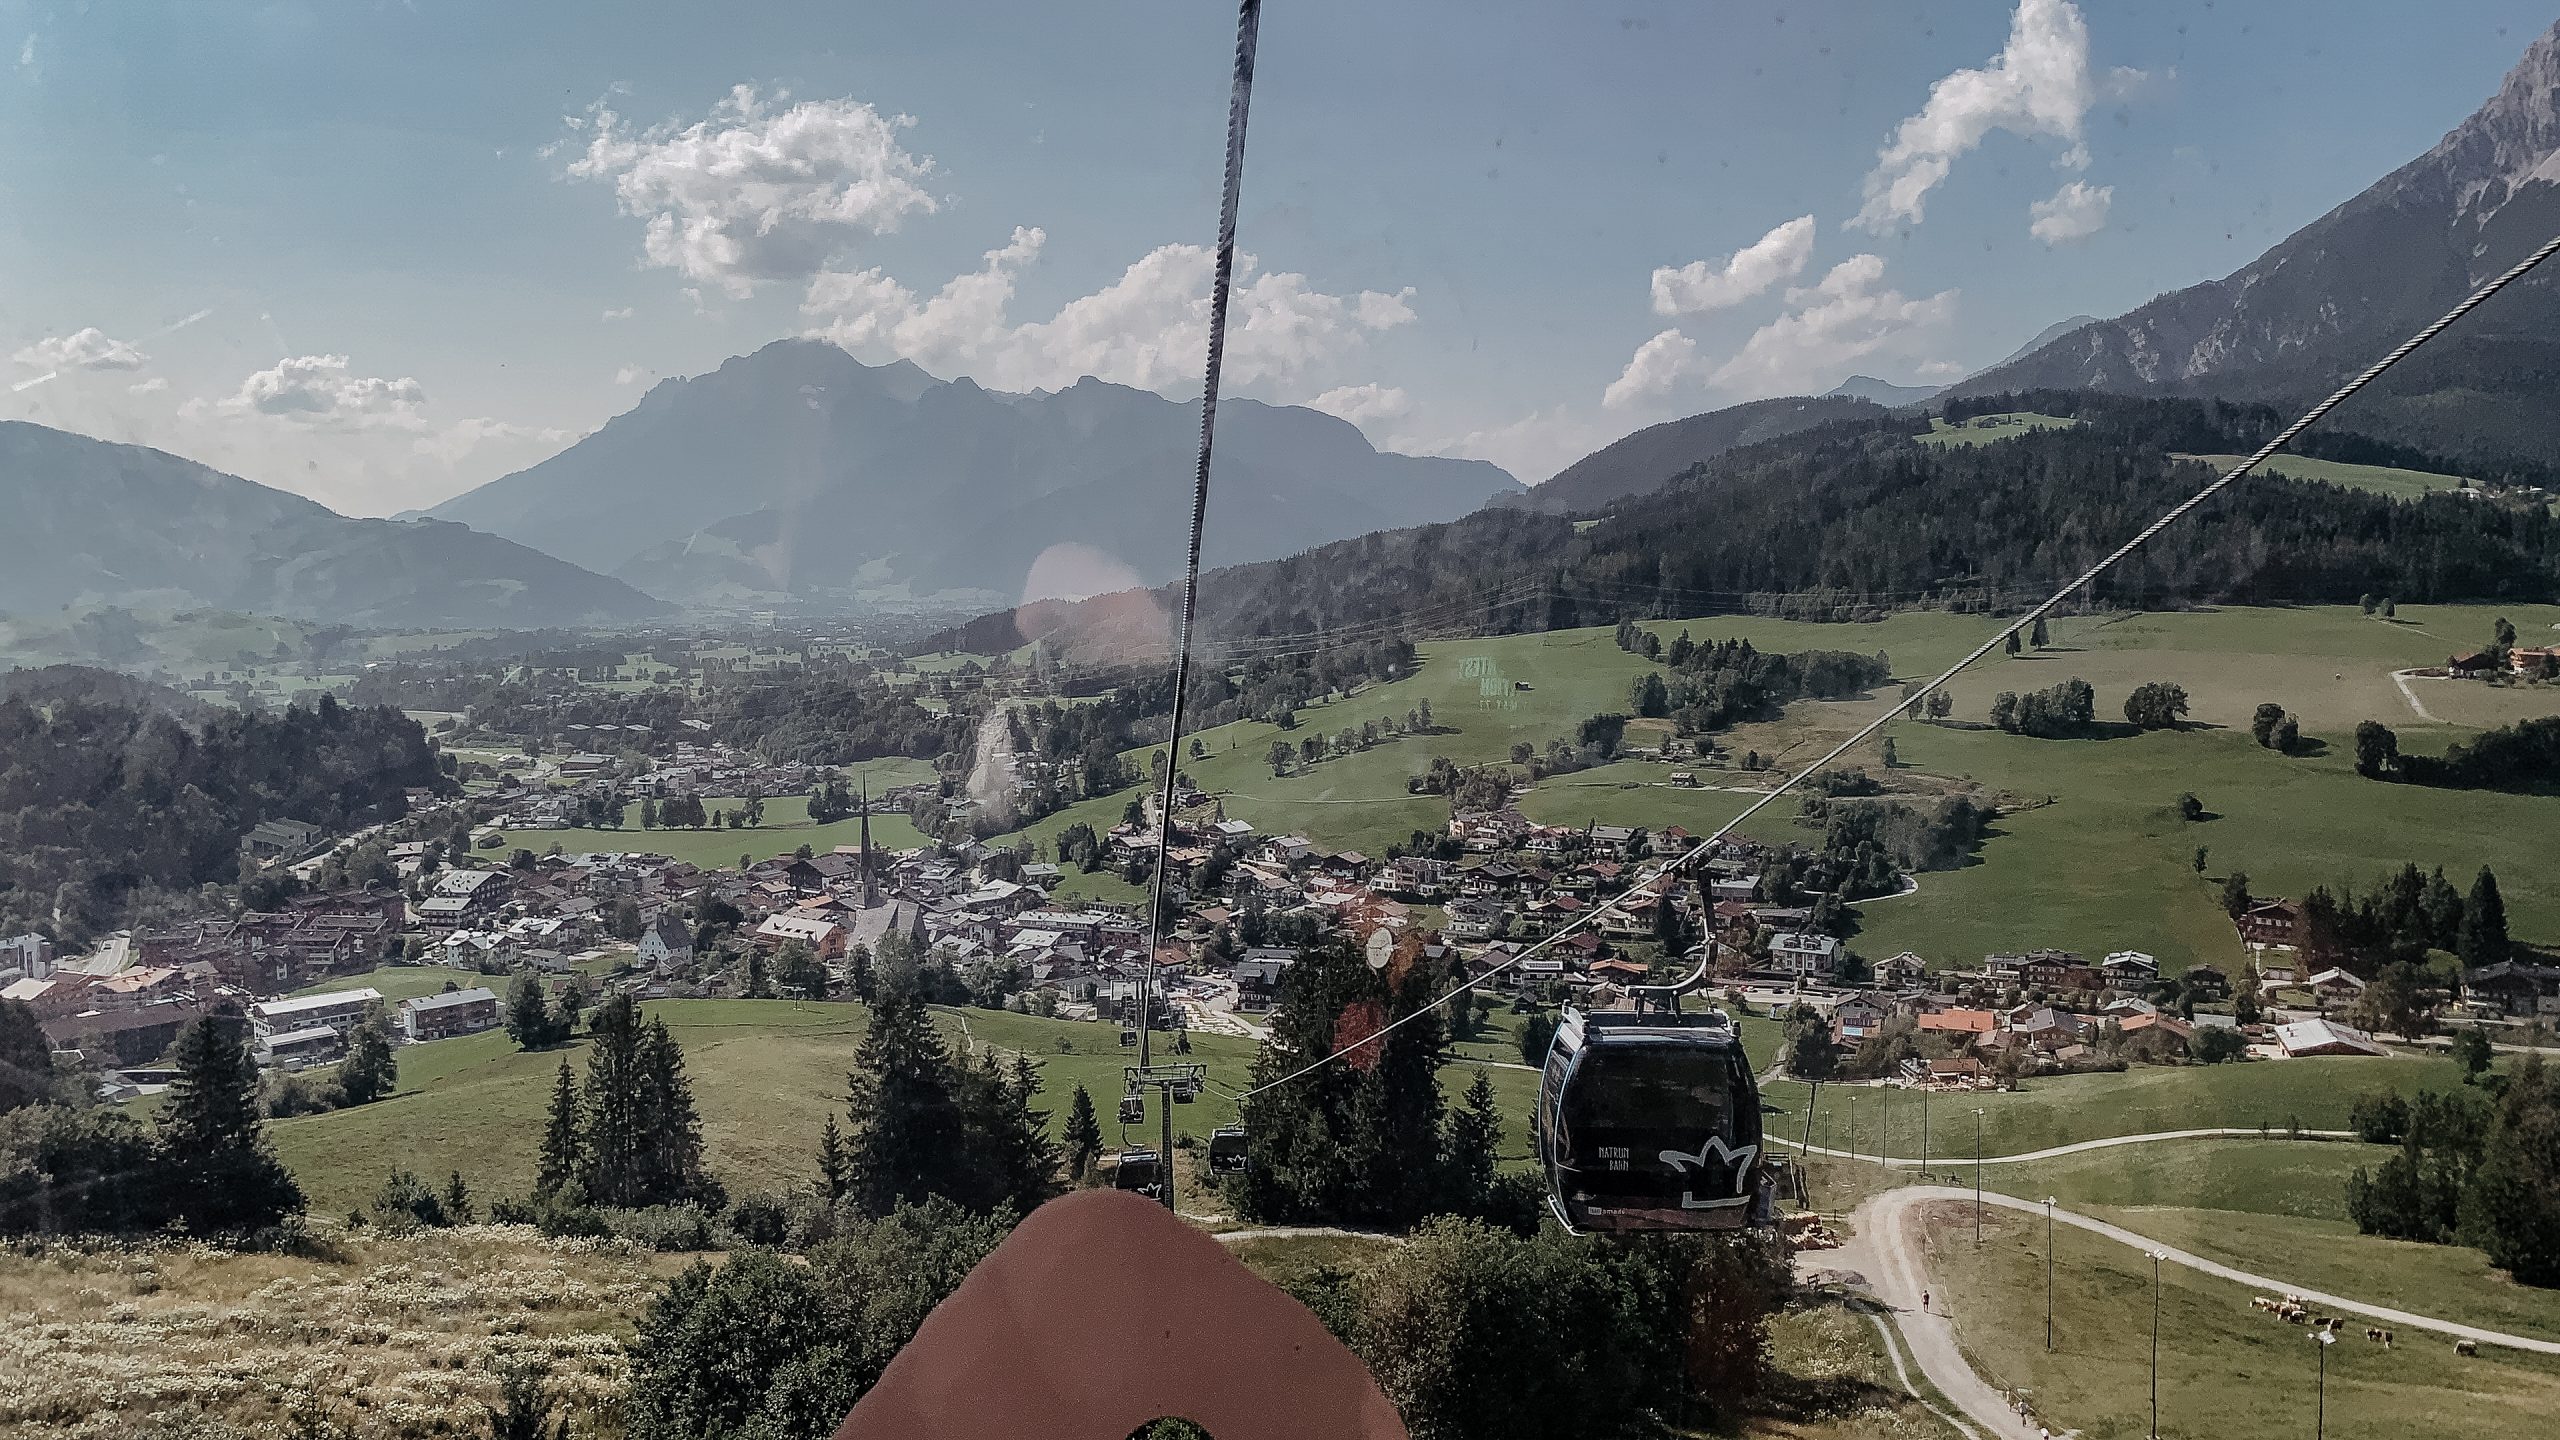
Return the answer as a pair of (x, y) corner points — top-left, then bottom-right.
(2392, 668), (2445, 723)
(1773, 1126), (2354, 1169)
(1817, 1182), (2560, 1440)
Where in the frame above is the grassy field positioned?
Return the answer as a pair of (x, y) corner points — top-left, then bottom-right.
(484, 794), (935, 871)
(1925, 1200), (2560, 1440)
(1763, 1051), (2479, 1161)
(0, 1225), (682, 1440)
(1913, 412), (2079, 447)
(2184, 452), (2468, 501)
(267, 998), (1541, 1216)
(290, 964), (484, 1004)
(988, 603), (2560, 971)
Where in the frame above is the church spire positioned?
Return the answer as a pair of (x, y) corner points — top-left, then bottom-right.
(858, 775), (877, 909)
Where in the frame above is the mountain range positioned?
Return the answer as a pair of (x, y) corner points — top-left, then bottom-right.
(1960, 19), (2560, 465)
(427, 340), (1521, 609)
(1501, 394), (1887, 516)
(0, 421), (666, 628)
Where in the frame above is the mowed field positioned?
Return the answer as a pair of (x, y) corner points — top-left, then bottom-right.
(1000, 603), (2560, 973)
(2183, 451), (2470, 501)
(1923, 1200), (2560, 1440)
(1962, 1136), (2560, 1346)
(1914, 412), (2081, 447)
(483, 791), (937, 872)
(1762, 1050), (2481, 1162)
(265, 994), (1539, 1215)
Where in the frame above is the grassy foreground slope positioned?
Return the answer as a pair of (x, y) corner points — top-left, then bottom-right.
(1927, 1202), (2560, 1440)
(267, 998), (1538, 1215)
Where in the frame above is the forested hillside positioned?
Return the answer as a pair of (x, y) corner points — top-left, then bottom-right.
(946, 393), (2560, 657)
(0, 694), (447, 941)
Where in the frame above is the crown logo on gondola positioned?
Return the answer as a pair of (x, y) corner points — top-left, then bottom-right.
(1658, 1136), (1758, 1209)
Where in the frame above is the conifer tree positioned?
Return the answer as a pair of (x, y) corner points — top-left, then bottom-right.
(816, 1112), (850, 1201)
(338, 999), (398, 1104)
(843, 978), (966, 1215)
(538, 1059), (581, 1197)
(1446, 1068), (1503, 1212)
(160, 1014), (303, 1232)
(2460, 867), (2511, 969)
(578, 993), (646, 1206)
(1063, 1084), (1102, 1182)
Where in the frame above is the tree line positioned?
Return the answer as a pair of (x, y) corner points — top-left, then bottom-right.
(0, 689), (447, 942)
(2344, 1058), (2560, 1286)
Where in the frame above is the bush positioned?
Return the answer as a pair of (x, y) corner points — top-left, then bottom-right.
(260, 1070), (345, 1119)
(608, 1202), (719, 1252)
(724, 1190), (795, 1248)
(2193, 1027), (2247, 1064)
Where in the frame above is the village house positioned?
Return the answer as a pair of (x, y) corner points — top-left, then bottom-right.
(2236, 899), (2303, 958)
(754, 911), (846, 960)
(401, 986), (503, 1042)
(246, 987), (384, 1040)
(2101, 951), (2160, 987)
(1767, 931), (1840, 977)
(2183, 964), (2232, 1001)
(2462, 960), (2560, 1017)
(2274, 1017), (2389, 1058)
(639, 911), (695, 970)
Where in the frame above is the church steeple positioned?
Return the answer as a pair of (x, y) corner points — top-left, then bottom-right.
(858, 775), (877, 909)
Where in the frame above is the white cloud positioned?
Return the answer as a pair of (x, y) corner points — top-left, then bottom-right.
(1650, 216), (1816, 315)
(1405, 404), (1616, 488)
(13, 327), (150, 372)
(1308, 383), (1412, 426)
(564, 84), (939, 298)
(2028, 179), (2113, 244)
(802, 226), (1415, 396)
(216, 354), (427, 424)
(1709, 255), (1959, 396)
(601, 307), (634, 321)
(128, 377), (169, 396)
(1851, 0), (2112, 231)
(18, 35), (34, 69)
(1602, 329), (1705, 411)
(614, 365), (646, 385)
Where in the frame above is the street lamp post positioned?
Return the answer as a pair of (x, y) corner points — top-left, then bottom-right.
(1972, 1109), (1986, 1244)
(2044, 1196), (2057, 1352)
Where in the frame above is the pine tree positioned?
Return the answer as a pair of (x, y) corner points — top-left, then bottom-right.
(1063, 1084), (1102, 1181)
(843, 980), (967, 1215)
(2221, 870), (2253, 918)
(538, 1060), (581, 1197)
(816, 1112), (850, 1200)
(578, 993), (646, 1207)
(442, 1170), (476, 1224)
(160, 1014), (303, 1232)
(2003, 631), (2022, 657)
(959, 1050), (1060, 1215)
(2460, 867), (2511, 969)
(745, 946), (773, 999)
(0, 998), (51, 1113)
(338, 999), (399, 1105)
(1447, 1069), (1502, 1212)
(505, 973), (556, 1049)
(634, 1017), (713, 1207)
(2029, 615), (2049, 648)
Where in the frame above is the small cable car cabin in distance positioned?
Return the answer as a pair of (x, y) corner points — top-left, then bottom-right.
(1533, 1002), (1772, 1234)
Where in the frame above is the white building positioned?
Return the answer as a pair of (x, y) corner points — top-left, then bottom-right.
(246, 987), (384, 1039)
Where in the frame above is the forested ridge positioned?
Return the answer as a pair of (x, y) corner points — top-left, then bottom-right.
(942, 394), (2560, 656)
(0, 690), (447, 939)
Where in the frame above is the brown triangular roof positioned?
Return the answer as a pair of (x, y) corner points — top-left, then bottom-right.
(836, 1189), (1406, 1440)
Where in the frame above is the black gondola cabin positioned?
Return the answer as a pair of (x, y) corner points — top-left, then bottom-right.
(1533, 1004), (1771, 1233)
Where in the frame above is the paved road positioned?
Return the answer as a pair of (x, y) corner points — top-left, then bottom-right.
(1893, 1187), (2560, 1354)
(1210, 1225), (1406, 1247)
(2392, 668), (2445, 723)
(1774, 1126), (2355, 1168)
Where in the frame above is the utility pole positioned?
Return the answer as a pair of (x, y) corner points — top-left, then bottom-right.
(1921, 1084), (1931, 1180)
(1882, 1085), (1892, 1169)
(1847, 1092), (1857, 1163)
(2313, 1329), (2334, 1440)
(2150, 1251), (2164, 1440)
(2045, 1195), (2057, 1352)
(1972, 1109), (1985, 1244)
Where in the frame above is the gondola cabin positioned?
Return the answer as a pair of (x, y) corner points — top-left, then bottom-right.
(1533, 1004), (1771, 1233)
(1207, 1125), (1248, 1174)
(1114, 1147), (1163, 1194)
(1119, 1093), (1145, 1126)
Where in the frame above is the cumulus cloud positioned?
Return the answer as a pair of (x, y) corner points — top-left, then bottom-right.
(614, 364), (646, 385)
(1308, 383), (1412, 426)
(802, 226), (1415, 396)
(217, 354), (427, 424)
(1650, 216), (1816, 315)
(601, 307), (634, 321)
(564, 84), (939, 298)
(1709, 255), (1959, 396)
(1602, 329), (1705, 411)
(2028, 179), (2113, 244)
(13, 327), (150, 372)
(128, 377), (169, 396)
(1851, 0), (2112, 231)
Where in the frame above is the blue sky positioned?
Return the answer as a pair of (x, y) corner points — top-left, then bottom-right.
(2, 0), (2552, 515)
